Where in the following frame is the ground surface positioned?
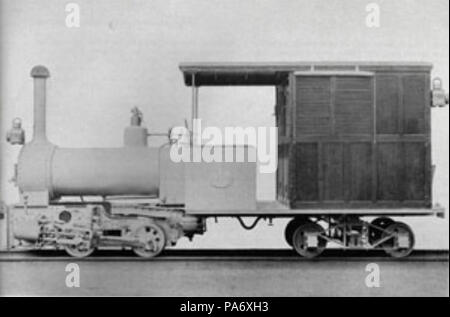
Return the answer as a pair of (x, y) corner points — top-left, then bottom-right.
(0, 250), (448, 296)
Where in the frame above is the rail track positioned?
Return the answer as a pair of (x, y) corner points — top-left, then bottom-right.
(0, 249), (447, 262)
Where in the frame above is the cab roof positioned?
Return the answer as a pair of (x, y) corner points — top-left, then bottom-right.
(179, 62), (433, 86)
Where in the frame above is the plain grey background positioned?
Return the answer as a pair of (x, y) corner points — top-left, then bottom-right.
(0, 0), (448, 249)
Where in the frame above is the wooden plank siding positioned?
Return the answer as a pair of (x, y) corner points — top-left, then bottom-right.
(278, 68), (432, 209)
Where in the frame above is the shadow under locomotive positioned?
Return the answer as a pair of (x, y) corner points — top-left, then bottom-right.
(2, 249), (449, 262)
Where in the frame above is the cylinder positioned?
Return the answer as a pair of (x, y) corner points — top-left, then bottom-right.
(30, 66), (50, 142)
(13, 219), (40, 241)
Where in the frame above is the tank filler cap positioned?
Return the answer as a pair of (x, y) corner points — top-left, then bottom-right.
(30, 65), (50, 78)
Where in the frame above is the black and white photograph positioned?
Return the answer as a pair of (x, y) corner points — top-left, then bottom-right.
(0, 0), (448, 301)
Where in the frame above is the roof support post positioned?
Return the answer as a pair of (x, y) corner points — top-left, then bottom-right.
(192, 74), (199, 120)
(191, 73), (199, 144)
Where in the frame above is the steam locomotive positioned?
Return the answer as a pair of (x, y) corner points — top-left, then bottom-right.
(4, 62), (448, 258)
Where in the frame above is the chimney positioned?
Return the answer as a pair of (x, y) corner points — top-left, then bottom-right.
(30, 65), (50, 142)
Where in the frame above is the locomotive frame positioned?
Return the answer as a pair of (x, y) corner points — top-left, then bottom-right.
(3, 62), (448, 258)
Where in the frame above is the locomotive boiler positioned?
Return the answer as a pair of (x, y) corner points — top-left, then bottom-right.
(4, 62), (448, 258)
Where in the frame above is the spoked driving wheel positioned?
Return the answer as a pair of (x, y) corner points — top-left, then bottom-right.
(132, 223), (166, 258)
(292, 222), (327, 258)
(64, 244), (95, 258)
(381, 222), (415, 258)
(64, 230), (95, 258)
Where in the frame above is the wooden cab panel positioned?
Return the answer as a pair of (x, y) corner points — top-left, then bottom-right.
(278, 65), (432, 209)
